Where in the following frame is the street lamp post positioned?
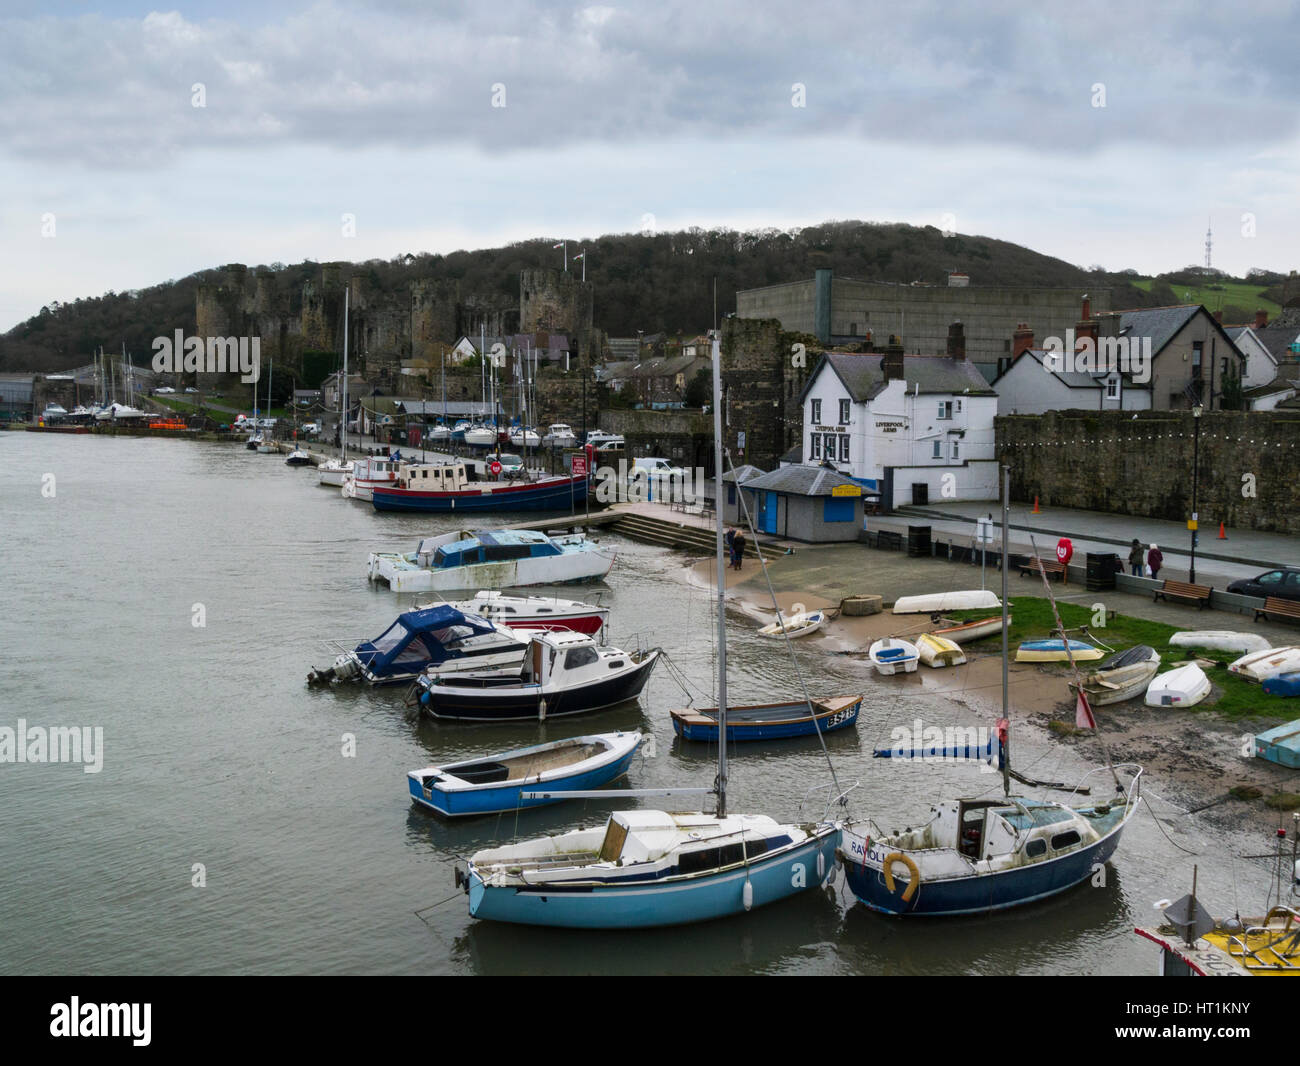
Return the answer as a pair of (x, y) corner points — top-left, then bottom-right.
(1190, 403), (1203, 583)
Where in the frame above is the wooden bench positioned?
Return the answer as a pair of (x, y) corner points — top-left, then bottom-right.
(1019, 559), (1065, 582)
(1153, 579), (1212, 609)
(1254, 596), (1300, 624)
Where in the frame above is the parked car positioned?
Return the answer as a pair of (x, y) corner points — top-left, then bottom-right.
(184, 386), (199, 394)
(1227, 567), (1300, 601)
(154, 386), (175, 394)
(487, 452), (526, 480)
(301, 422), (320, 436)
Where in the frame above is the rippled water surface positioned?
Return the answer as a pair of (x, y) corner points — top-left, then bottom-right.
(0, 434), (1273, 975)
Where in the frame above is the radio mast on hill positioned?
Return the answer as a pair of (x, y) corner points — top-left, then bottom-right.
(1204, 218), (1213, 270)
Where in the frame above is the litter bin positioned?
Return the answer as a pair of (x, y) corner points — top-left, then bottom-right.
(907, 525), (932, 558)
(1086, 552), (1120, 592)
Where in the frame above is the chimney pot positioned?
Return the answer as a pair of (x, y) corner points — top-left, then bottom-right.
(1255, 309), (1269, 329)
(1012, 322), (1034, 358)
(946, 321), (966, 361)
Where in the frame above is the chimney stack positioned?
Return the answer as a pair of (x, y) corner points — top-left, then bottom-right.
(1255, 309), (1269, 329)
(882, 336), (905, 381)
(1075, 297), (1098, 351)
(1012, 322), (1034, 358)
(1212, 310), (1223, 323)
(946, 321), (966, 361)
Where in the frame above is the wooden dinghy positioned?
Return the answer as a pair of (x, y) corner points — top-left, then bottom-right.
(1070, 645), (1161, 706)
(1228, 646), (1300, 684)
(670, 695), (862, 742)
(916, 633), (967, 668)
(407, 732), (643, 817)
(757, 610), (827, 639)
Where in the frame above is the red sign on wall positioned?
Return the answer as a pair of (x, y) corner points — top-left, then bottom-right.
(571, 455), (587, 477)
(1055, 538), (1073, 565)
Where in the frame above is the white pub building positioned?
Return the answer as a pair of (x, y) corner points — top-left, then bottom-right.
(798, 326), (1000, 509)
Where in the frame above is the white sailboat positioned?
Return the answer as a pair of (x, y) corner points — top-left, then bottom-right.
(455, 337), (843, 928)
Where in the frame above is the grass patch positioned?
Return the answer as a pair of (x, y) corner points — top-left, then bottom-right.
(1229, 785), (1263, 801)
(1047, 720), (1078, 737)
(943, 597), (1285, 720)
(1265, 792), (1300, 811)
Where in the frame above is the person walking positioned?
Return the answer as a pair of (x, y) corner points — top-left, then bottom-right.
(732, 529), (746, 570)
(1147, 543), (1163, 580)
(724, 527), (736, 565)
(1128, 538), (1144, 577)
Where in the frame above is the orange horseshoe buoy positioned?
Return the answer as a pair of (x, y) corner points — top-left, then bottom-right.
(881, 851), (920, 903)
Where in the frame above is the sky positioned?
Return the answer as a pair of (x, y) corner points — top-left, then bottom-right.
(3, 1), (1298, 330)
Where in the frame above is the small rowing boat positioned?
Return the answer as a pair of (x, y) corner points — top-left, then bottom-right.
(670, 695), (861, 742)
(931, 615), (1009, 644)
(1169, 631), (1270, 655)
(892, 590), (1002, 615)
(1071, 645), (1161, 706)
(1144, 662), (1212, 707)
(1014, 639), (1104, 663)
(916, 633), (967, 668)
(1229, 646), (1300, 684)
(869, 638), (919, 675)
(757, 610), (827, 639)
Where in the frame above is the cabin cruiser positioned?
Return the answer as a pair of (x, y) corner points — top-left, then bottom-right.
(367, 528), (616, 593)
(342, 453), (403, 500)
(542, 424), (578, 447)
(464, 423), (497, 447)
(307, 605), (533, 686)
(317, 457), (354, 487)
(508, 425), (541, 448)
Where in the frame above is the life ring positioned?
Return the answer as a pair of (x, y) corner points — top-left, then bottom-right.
(881, 851), (920, 903)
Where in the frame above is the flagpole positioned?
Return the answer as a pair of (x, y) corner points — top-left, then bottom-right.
(1001, 464), (1010, 798)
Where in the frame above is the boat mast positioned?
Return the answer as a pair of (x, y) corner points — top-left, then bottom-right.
(711, 335), (728, 817)
(342, 288), (350, 463)
(1001, 463), (1011, 797)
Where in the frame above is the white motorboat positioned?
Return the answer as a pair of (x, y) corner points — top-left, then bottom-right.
(585, 430), (625, 449)
(342, 455), (401, 500)
(1228, 646), (1300, 684)
(438, 591), (609, 638)
(892, 590), (1002, 615)
(94, 402), (146, 421)
(1144, 662), (1212, 708)
(757, 610), (827, 639)
(869, 638), (920, 675)
(367, 527), (616, 594)
(542, 423), (578, 447)
(916, 633), (967, 668)
(1169, 631), (1271, 655)
(317, 458), (354, 487)
(429, 424), (452, 443)
(1071, 646), (1162, 706)
(464, 424), (497, 447)
(509, 425), (541, 448)
(41, 402), (68, 421)
(285, 448), (313, 466)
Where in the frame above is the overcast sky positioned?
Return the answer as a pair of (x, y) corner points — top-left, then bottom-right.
(3, 1), (1298, 330)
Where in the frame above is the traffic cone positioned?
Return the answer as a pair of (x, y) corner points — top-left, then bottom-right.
(1218, 521), (1227, 540)
(1032, 496), (1040, 514)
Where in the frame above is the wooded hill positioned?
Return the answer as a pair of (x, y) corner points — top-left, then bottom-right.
(2, 219), (1282, 373)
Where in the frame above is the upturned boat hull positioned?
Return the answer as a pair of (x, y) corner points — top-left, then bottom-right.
(467, 828), (839, 928)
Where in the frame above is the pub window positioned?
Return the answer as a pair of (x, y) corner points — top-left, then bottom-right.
(838, 399), (850, 424)
(839, 435), (850, 461)
(810, 434), (821, 460)
(811, 399), (822, 424)
(823, 433), (837, 459)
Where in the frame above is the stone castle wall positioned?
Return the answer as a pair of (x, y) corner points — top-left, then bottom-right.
(998, 409), (1300, 534)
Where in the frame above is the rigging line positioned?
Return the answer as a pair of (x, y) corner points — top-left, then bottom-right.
(1142, 795), (1203, 856)
(725, 448), (845, 806)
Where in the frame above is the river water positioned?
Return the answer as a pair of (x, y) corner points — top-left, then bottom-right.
(0, 434), (1275, 975)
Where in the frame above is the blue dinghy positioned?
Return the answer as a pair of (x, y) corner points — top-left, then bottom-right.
(408, 732), (643, 817)
(1261, 672), (1300, 698)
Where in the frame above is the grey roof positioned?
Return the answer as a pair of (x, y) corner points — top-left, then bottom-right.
(1243, 380), (1297, 398)
(1116, 305), (1201, 355)
(721, 464), (765, 484)
(740, 464), (864, 497)
(778, 443), (803, 465)
(1252, 326), (1300, 361)
(992, 348), (1150, 389)
(801, 351), (995, 405)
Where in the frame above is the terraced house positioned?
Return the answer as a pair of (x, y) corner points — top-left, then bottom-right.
(798, 323), (999, 509)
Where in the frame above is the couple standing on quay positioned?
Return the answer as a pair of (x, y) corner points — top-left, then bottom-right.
(1129, 539), (1163, 578)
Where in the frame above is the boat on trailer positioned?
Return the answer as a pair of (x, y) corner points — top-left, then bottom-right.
(414, 630), (659, 721)
(306, 604), (531, 686)
(407, 732), (644, 817)
(670, 695), (861, 742)
(367, 528), (616, 594)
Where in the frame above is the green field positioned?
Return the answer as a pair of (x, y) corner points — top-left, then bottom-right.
(1131, 278), (1281, 318)
(945, 597), (1288, 721)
